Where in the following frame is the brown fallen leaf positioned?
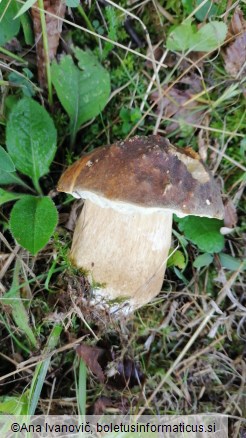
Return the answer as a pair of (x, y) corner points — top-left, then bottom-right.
(31, 0), (66, 88)
(150, 74), (204, 134)
(106, 357), (145, 389)
(228, 7), (246, 36)
(76, 344), (105, 383)
(223, 8), (246, 78)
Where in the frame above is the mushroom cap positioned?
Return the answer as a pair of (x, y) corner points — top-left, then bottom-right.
(57, 135), (224, 219)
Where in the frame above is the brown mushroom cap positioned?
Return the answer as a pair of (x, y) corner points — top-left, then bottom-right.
(57, 135), (224, 219)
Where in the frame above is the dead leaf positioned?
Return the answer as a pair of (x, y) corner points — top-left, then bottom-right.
(107, 357), (144, 389)
(223, 33), (246, 78)
(89, 397), (114, 415)
(228, 8), (246, 36)
(150, 74), (204, 134)
(223, 8), (246, 78)
(31, 0), (66, 88)
(223, 199), (238, 228)
(76, 344), (105, 383)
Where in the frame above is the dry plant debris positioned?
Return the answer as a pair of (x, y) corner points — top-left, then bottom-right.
(223, 8), (246, 78)
(151, 74), (205, 133)
(31, 0), (66, 87)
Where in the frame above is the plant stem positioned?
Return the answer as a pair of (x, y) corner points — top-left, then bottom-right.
(0, 47), (28, 65)
(33, 177), (43, 196)
(77, 5), (97, 41)
(37, 0), (53, 105)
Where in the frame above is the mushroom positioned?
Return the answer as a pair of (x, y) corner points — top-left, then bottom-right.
(57, 135), (224, 313)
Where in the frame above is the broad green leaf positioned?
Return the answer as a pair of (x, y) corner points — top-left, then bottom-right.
(193, 22), (227, 51)
(166, 19), (196, 52)
(0, 188), (26, 206)
(219, 253), (245, 271)
(167, 20), (227, 52)
(6, 98), (57, 188)
(51, 48), (110, 144)
(0, 146), (15, 172)
(193, 253), (213, 268)
(10, 196), (58, 255)
(167, 249), (186, 269)
(178, 216), (224, 253)
(66, 0), (80, 6)
(14, 0), (37, 18)
(0, 0), (20, 45)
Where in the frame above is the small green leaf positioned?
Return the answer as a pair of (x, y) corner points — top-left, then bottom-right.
(195, 0), (219, 22)
(8, 70), (35, 97)
(6, 97), (57, 188)
(51, 48), (110, 145)
(178, 216), (225, 253)
(0, 188), (26, 206)
(0, 0), (20, 45)
(66, 0), (80, 6)
(167, 20), (227, 52)
(219, 253), (245, 271)
(0, 393), (29, 415)
(167, 249), (186, 269)
(10, 196), (58, 255)
(0, 146), (15, 172)
(193, 253), (213, 268)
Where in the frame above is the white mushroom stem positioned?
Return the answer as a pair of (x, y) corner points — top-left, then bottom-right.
(70, 199), (173, 311)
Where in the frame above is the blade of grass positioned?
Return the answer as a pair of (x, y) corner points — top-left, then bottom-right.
(28, 323), (62, 414)
(74, 357), (87, 417)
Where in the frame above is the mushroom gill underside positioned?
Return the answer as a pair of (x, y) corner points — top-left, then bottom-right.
(70, 199), (173, 311)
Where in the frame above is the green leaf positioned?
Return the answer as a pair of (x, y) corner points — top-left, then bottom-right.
(0, 0), (20, 45)
(0, 188), (26, 206)
(66, 0), (80, 6)
(14, 0), (37, 18)
(166, 20), (227, 52)
(195, 0), (219, 22)
(10, 196), (58, 255)
(51, 48), (110, 144)
(0, 171), (32, 189)
(193, 253), (213, 268)
(8, 70), (35, 97)
(167, 19), (196, 52)
(0, 146), (15, 172)
(193, 22), (227, 51)
(219, 253), (245, 271)
(0, 393), (29, 415)
(178, 216), (225, 253)
(1, 259), (37, 347)
(6, 97), (57, 189)
(182, 0), (193, 14)
(167, 249), (186, 269)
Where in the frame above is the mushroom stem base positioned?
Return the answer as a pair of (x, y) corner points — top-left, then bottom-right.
(70, 200), (172, 313)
